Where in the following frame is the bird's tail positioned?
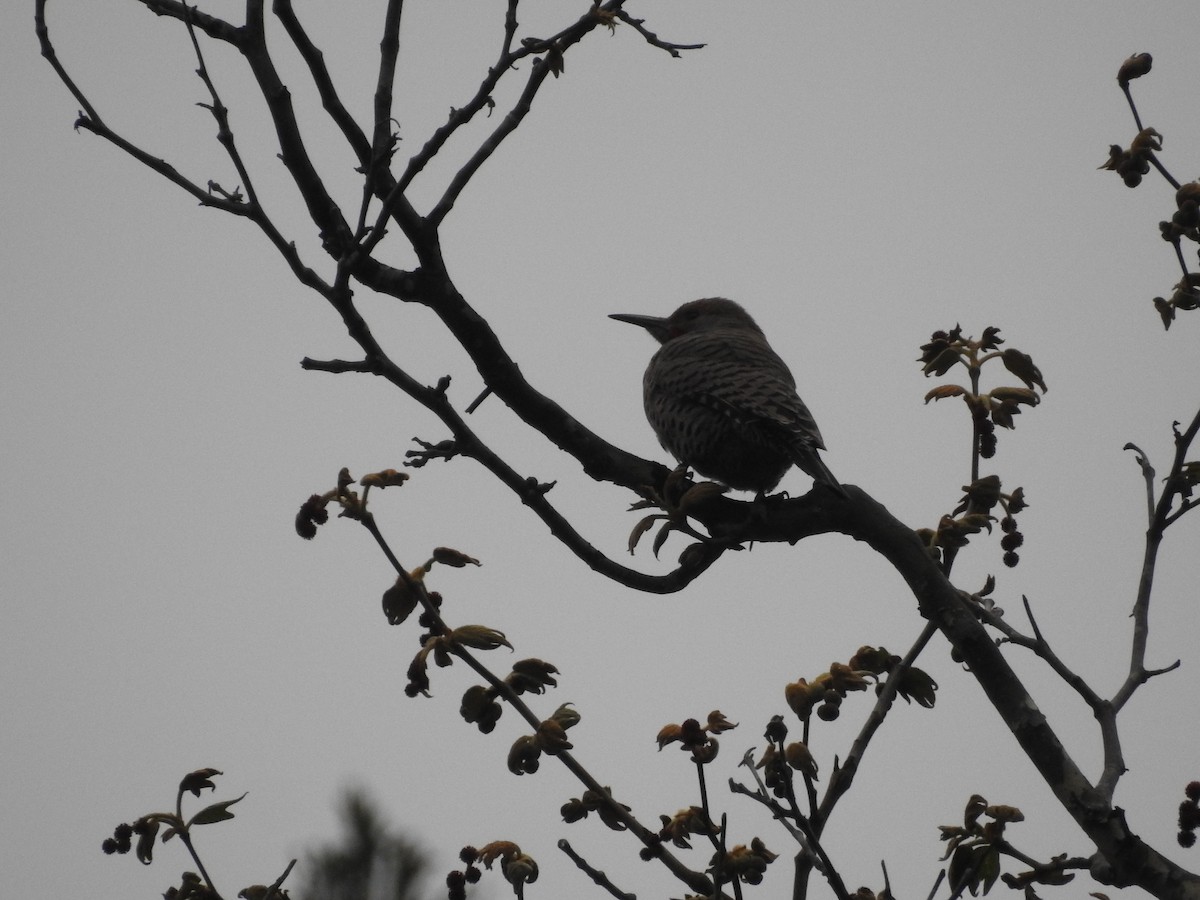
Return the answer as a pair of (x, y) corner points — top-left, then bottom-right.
(793, 447), (848, 498)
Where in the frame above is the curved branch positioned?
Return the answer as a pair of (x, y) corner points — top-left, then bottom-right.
(613, 10), (707, 56)
(36, 1), (242, 213)
(308, 270), (725, 592)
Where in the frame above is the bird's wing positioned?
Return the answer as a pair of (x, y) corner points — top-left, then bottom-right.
(690, 373), (827, 451)
(665, 331), (827, 451)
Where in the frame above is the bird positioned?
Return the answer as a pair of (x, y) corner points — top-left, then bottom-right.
(610, 297), (845, 497)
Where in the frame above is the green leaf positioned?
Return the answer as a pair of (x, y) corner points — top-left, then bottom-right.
(188, 792), (247, 827)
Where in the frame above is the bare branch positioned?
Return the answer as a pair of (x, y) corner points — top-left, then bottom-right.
(426, 48), (554, 227)
(1113, 407), (1200, 715)
(36, 2), (244, 213)
(300, 357), (374, 375)
(133, 0), (243, 43)
(372, 0), (403, 165)
(502, 0), (519, 57)
(236, 8), (355, 253)
(1123, 442), (1156, 523)
(182, 3), (261, 209)
(614, 10), (707, 56)
(273, 0), (372, 167)
(557, 840), (636, 900)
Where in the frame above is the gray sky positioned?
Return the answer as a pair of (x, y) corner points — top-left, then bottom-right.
(6, 3), (1200, 898)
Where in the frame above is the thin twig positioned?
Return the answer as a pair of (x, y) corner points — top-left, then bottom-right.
(426, 46), (557, 227)
(557, 840), (636, 900)
(731, 749), (808, 847)
(924, 869), (946, 900)
(1123, 442), (1156, 523)
(818, 621), (938, 821)
(182, 3), (260, 209)
(358, 510), (717, 897)
(614, 10), (706, 56)
(1121, 82), (1144, 133)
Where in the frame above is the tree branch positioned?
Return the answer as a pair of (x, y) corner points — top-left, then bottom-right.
(273, 0), (373, 167)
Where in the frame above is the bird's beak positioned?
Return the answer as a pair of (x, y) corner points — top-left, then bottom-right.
(609, 312), (670, 342)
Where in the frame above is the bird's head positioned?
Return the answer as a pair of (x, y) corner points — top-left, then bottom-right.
(609, 297), (763, 344)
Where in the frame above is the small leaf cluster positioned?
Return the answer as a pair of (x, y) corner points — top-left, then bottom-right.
(709, 838), (779, 887)
(560, 786), (631, 830)
(656, 805), (719, 850)
(919, 475), (1029, 568)
(507, 703), (581, 775)
(656, 709), (738, 764)
(447, 842), (537, 900)
(939, 795), (1082, 895)
(939, 795), (1028, 895)
(785, 646), (937, 724)
(920, 326), (1046, 461)
(627, 465), (727, 558)
(295, 467), (409, 539)
(101, 769), (244, 865)
(757, 715), (817, 798)
(100, 770), (275, 900)
(461, 658), (560, 734)
(1100, 52), (1200, 327)
(406, 622), (511, 698)
(1179, 781), (1200, 848)
(648, 712), (780, 886)
(1098, 125), (1160, 189)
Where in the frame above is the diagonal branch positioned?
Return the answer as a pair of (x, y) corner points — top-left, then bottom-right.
(1112, 406), (1200, 714)
(837, 496), (1200, 897)
(304, 272), (723, 593)
(426, 5), (618, 227)
(361, 513), (718, 897)
(426, 46), (555, 227)
(182, 3), (260, 208)
(236, 4), (355, 253)
(818, 621), (938, 823)
(273, 0), (373, 167)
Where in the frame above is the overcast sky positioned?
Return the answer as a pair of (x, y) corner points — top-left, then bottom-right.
(6, 3), (1200, 898)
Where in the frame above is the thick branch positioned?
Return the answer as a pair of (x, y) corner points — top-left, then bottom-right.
(818, 492), (1200, 897)
(236, 8), (355, 252)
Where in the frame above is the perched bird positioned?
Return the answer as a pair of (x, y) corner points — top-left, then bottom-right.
(610, 297), (845, 496)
